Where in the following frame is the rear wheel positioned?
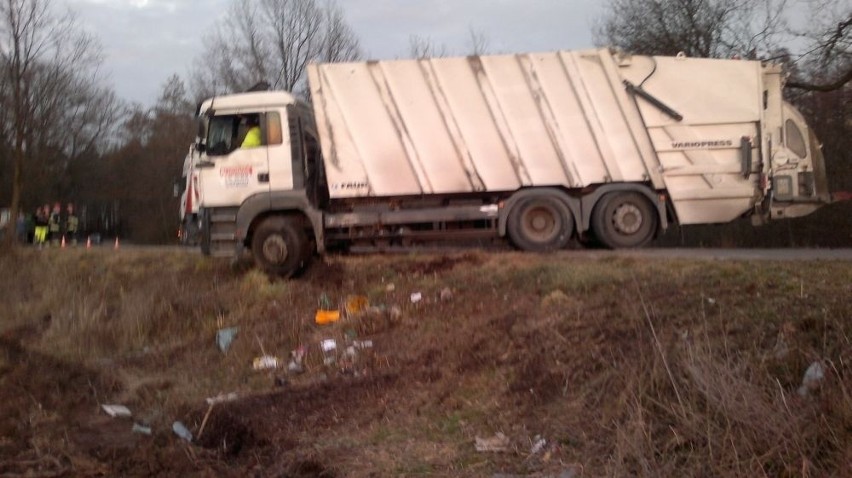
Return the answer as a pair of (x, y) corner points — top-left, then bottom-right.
(591, 191), (657, 248)
(507, 195), (574, 251)
(251, 216), (311, 277)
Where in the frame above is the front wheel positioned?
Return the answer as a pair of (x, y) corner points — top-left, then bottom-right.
(591, 191), (657, 249)
(507, 195), (574, 251)
(251, 216), (311, 277)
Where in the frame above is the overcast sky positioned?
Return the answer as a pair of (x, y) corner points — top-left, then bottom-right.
(63, 0), (604, 106)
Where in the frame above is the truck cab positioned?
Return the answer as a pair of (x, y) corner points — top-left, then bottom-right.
(194, 92), (325, 271)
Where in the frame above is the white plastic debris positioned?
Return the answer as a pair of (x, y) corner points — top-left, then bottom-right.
(410, 292), (423, 304)
(288, 345), (307, 374)
(216, 327), (239, 353)
(321, 339), (337, 352)
(252, 355), (280, 371)
(132, 423), (152, 435)
(321, 338), (338, 366)
(530, 435), (547, 455)
(206, 392), (238, 405)
(353, 340), (373, 349)
(101, 404), (132, 418)
(797, 361), (826, 396)
(172, 421), (193, 442)
(475, 432), (510, 453)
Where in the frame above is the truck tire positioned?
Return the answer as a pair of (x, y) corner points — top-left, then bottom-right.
(251, 216), (311, 277)
(591, 191), (657, 249)
(507, 195), (574, 251)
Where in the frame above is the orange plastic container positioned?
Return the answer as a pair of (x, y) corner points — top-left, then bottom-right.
(315, 309), (341, 325)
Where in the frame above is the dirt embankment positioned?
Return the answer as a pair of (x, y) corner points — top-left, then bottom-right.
(0, 248), (850, 477)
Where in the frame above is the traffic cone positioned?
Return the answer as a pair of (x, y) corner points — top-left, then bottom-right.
(86, 236), (92, 249)
(61, 235), (66, 248)
(114, 236), (120, 250)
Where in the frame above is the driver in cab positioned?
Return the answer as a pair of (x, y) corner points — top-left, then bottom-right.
(241, 115), (262, 148)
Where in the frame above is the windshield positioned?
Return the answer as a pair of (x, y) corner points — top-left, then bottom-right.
(207, 116), (239, 156)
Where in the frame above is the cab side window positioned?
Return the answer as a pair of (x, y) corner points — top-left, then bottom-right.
(785, 119), (806, 158)
(267, 112), (283, 146)
(207, 112), (282, 155)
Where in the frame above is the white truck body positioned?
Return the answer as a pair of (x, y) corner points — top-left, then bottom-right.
(308, 49), (823, 223)
(191, 48), (830, 275)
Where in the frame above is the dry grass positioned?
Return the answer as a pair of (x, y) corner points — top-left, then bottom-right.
(0, 246), (850, 476)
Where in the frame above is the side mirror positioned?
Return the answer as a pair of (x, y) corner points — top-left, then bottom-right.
(173, 177), (186, 198)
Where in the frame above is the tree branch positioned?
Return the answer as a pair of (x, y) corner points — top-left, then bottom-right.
(786, 68), (852, 92)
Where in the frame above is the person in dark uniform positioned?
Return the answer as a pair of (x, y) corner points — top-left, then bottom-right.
(65, 203), (79, 246)
(48, 202), (62, 246)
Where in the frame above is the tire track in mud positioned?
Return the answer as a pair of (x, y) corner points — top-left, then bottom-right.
(0, 320), (131, 476)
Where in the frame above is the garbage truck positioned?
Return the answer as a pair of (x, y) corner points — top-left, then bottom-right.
(189, 48), (832, 276)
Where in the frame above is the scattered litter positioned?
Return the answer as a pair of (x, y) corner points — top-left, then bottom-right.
(386, 283), (396, 292)
(315, 309), (341, 325)
(389, 305), (403, 321)
(530, 435), (547, 455)
(252, 355), (281, 371)
(410, 292), (423, 304)
(340, 344), (359, 374)
(321, 338), (338, 366)
(216, 327), (239, 353)
(288, 345), (307, 374)
(172, 421), (193, 442)
(345, 295), (369, 316)
(354, 340), (373, 349)
(101, 404), (132, 418)
(475, 432), (510, 453)
(798, 361), (826, 396)
(132, 423), (152, 435)
(206, 392), (238, 405)
(707, 297), (716, 305)
(440, 287), (453, 302)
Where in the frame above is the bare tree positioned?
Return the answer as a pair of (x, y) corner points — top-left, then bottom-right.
(785, 1), (851, 91)
(0, 0), (110, 247)
(405, 28), (490, 60)
(319, 0), (361, 63)
(467, 27), (491, 56)
(408, 34), (449, 59)
(191, 0), (361, 99)
(595, 0), (850, 91)
(595, 0), (789, 59)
